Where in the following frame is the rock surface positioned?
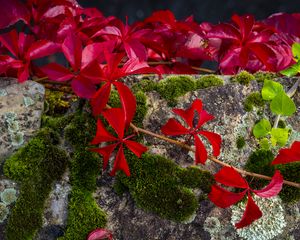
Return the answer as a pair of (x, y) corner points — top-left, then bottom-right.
(0, 78), (45, 162)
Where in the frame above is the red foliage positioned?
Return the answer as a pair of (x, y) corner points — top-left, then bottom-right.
(161, 99), (221, 164)
(272, 141), (300, 165)
(87, 228), (113, 240)
(208, 167), (283, 228)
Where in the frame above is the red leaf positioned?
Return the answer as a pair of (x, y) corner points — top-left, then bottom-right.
(196, 109), (215, 128)
(87, 228), (113, 240)
(113, 82), (136, 127)
(235, 192), (262, 229)
(194, 134), (208, 164)
(0, 55), (22, 74)
(90, 119), (118, 145)
(173, 99), (203, 128)
(0, 30), (19, 57)
(124, 39), (147, 61)
(111, 145), (130, 176)
(62, 34), (82, 71)
(208, 185), (247, 208)
(198, 131), (221, 157)
(40, 63), (73, 82)
(252, 170), (283, 198)
(91, 83), (112, 116)
(71, 76), (97, 99)
(214, 166), (249, 189)
(161, 119), (189, 136)
(90, 144), (118, 171)
(0, 0), (30, 29)
(102, 108), (125, 139)
(124, 140), (147, 157)
(27, 40), (60, 60)
(17, 65), (30, 83)
(272, 141), (300, 165)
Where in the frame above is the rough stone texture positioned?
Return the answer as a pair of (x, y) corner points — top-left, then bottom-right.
(0, 78), (45, 162)
(95, 75), (300, 240)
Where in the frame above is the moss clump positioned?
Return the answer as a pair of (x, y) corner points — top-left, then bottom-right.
(243, 92), (265, 112)
(0, 202), (9, 223)
(195, 75), (224, 89)
(156, 75), (196, 105)
(60, 111), (107, 240)
(245, 149), (300, 203)
(41, 114), (74, 132)
(4, 128), (69, 240)
(232, 71), (255, 85)
(277, 120), (286, 129)
(236, 136), (246, 149)
(253, 71), (278, 82)
(115, 151), (214, 222)
(132, 79), (157, 93)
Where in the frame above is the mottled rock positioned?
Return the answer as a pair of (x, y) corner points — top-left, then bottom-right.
(0, 78), (45, 162)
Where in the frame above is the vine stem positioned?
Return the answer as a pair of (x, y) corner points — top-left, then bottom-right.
(273, 78), (300, 128)
(131, 123), (300, 189)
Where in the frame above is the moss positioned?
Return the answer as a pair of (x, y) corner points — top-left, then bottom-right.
(60, 111), (107, 240)
(232, 71), (255, 85)
(45, 90), (77, 116)
(4, 128), (69, 240)
(41, 114), (74, 131)
(245, 149), (300, 203)
(156, 75), (196, 105)
(115, 151), (214, 222)
(236, 136), (246, 149)
(253, 71), (278, 82)
(132, 79), (157, 93)
(278, 120), (286, 129)
(195, 75), (224, 89)
(243, 92), (265, 112)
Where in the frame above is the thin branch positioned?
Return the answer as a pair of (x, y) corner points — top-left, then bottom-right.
(132, 124), (300, 188)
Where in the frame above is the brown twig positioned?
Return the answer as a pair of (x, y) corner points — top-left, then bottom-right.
(132, 124), (300, 189)
(147, 61), (215, 73)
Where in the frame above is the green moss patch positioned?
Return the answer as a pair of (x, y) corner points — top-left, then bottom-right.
(195, 75), (224, 89)
(115, 151), (214, 222)
(245, 149), (300, 203)
(236, 136), (246, 149)
(4, 128), (69, 240)
(243, 92), (265, 112)
(253, 71), (278, 82)
(231, 71), (255, 85)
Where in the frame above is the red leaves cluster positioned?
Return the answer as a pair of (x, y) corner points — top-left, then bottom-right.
(272, 141), (300, 165)
(208, 167), (283, 228)
(161, 99), (221, 164)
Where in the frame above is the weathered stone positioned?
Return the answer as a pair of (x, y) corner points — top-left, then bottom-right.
(0, 78), (45, 162)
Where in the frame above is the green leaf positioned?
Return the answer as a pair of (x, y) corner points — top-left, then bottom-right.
(280, 62), (300, 77)
(253, 118), (271, 138)
(292, 42), (300, 60)
(259, 138), (270, 150)
(270, 92), (296, 116)
(261, 80), (284, 100)
(270, 128), (289, 147)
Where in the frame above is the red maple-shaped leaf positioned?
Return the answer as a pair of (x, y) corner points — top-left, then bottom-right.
(272, 141), (300, 165)
(87, 228), (113, 240)
(208, 167), (283, 228)
(90, 108), (147, 176)
(161, 99), (221, 164)
(0, 30), (60, 82)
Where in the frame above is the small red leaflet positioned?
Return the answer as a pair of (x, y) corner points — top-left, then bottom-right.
(208, 166), (283, 228)
(272, 141), (300, 165)
(90, 107), (147, 176)
(161, 99), (221, 164)
(87, 228), (113, 240)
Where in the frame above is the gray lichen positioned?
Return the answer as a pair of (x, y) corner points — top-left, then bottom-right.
(231, 195), (286, 240)
(0, 202), (9, 223)
(1, 188), (17, 205)
(23, 96), (35, 107)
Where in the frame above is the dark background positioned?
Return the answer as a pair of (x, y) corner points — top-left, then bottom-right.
(78, 0), (300, 23)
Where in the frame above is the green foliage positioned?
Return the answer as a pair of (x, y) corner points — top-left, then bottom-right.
(236, 136), (246, 149)
(156, 75), (196, 105)
(4, 128), (69, 240)
(281, 43), (300, 77)
(232, 71), (255, 85)
(115, 151), (214, 222)
(245, 149), (300, 203)
(195, 75), (224, 89)
(243, 92), (265, 112)
(270, 91), (296, 116)
(270, 128), (290, 147)
(253, 118), (271, 138)
(261, 80), (283, 101)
